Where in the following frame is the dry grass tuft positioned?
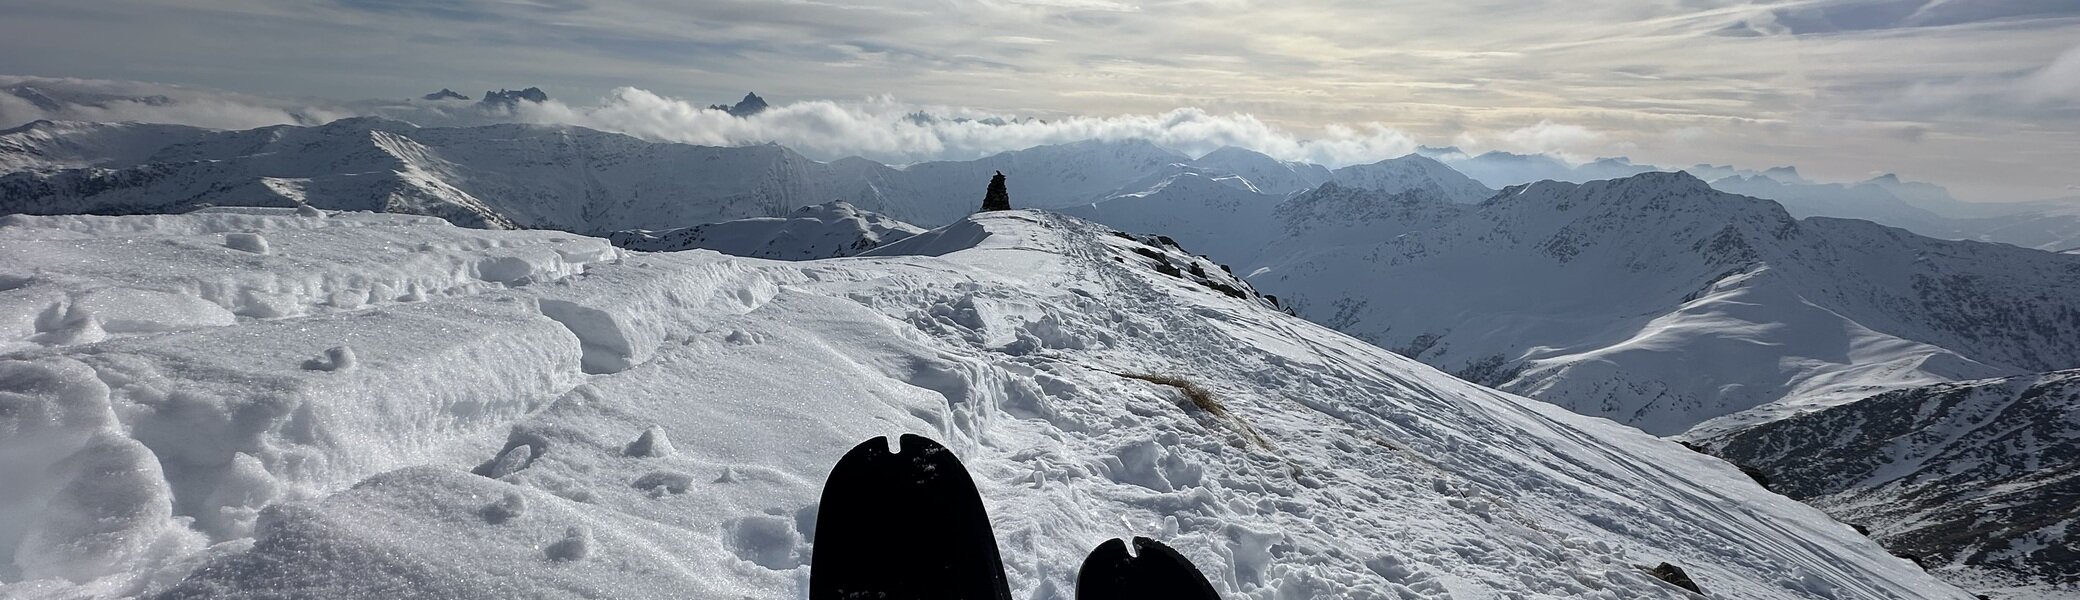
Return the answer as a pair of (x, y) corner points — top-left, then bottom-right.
(1117, 372), (1270, 450)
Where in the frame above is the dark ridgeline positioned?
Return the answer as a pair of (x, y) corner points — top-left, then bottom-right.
(981, 171), (1011, 212)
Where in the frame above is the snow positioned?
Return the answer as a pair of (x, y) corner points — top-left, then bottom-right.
(1186, 147), (1330, 197)
(1242, 172), (2080, 437)
(624, 426), (675, 458)
(607, 201), (923, 260)
(0, 207), (1968, 599)
(1714, 370), (2080, 599)
(1328, 154), (1495, 205)
(222, 232), (269, 255)
(0, 120), (212, 173)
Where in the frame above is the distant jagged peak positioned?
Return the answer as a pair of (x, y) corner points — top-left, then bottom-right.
(478, 87), (549, 109)
(708, 92), (770, 117)
(422, 88), (469, 101)
(732, 92), (767, 115)
(1863, 172), (1903, 184)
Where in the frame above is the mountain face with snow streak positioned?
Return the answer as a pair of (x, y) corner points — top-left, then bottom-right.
(606, 201), (923, 259)
(1712, 370), (2080, 599)
(1183, 146), (1331, 197)
(1058, 170), (1287, 267)
(1246, 171), (2080, 437)
(0, 207), (1965, 599)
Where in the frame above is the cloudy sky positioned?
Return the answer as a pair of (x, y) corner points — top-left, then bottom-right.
(1, 0), (2076, 201)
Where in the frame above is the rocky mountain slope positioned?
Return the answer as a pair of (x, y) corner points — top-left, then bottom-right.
(1712, 370), (2080, 599)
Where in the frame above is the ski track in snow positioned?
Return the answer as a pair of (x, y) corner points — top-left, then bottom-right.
(0, 208), (1967, 599)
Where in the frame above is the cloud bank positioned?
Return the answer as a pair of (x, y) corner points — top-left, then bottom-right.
(2, 73), (2075, 201)
(514, 88), (1420, 167)
(0, 77), (1428, 167)
(0, 76), (349, 131)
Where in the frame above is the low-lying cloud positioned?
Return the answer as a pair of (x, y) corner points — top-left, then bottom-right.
(514, 87), (1423, 167)
(2, 77), (1432, 168)
(0, 76), (350, 131)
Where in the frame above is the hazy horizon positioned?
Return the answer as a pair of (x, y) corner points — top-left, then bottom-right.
(2, 0), (2076, 201)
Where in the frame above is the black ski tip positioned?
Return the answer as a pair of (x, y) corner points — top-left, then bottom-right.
(1076, 536), (1221, 600)
(810, 434), (1011, 600)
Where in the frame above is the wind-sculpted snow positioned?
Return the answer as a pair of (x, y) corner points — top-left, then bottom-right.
(606, 201), (923, 260)
(1248, 171), (2080, 437)
(1713, 370), (2080, 599)
(0, 208), (1965, 598)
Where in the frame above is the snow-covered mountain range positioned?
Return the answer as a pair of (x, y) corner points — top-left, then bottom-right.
(1712, 370), (2080, 599)
(1057, 154), (1491, 267)
(1412, 145), (2080, 252)
(10, 116), (2077, 251)
(0, 119), (1196, 233)
(0, 207), (1966, 599)
(1246, 171), (2080, 438)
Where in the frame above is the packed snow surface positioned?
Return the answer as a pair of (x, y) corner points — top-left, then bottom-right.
(0, 208), (1965, 599)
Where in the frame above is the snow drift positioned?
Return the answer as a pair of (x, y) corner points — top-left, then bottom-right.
(0, 207), (1965, 598)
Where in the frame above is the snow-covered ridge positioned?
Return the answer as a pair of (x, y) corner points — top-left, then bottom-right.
(1713, 370), (2080, 599)
(0, 119), (1207, 233)
(1328, 154), (1494, 205)
(0, 208), (1964, 599)
(606, 201), (924, 260)
(1247, 171), (2080, 437)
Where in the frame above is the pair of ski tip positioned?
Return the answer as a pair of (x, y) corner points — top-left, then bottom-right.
(811, 434), (1222, 600)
